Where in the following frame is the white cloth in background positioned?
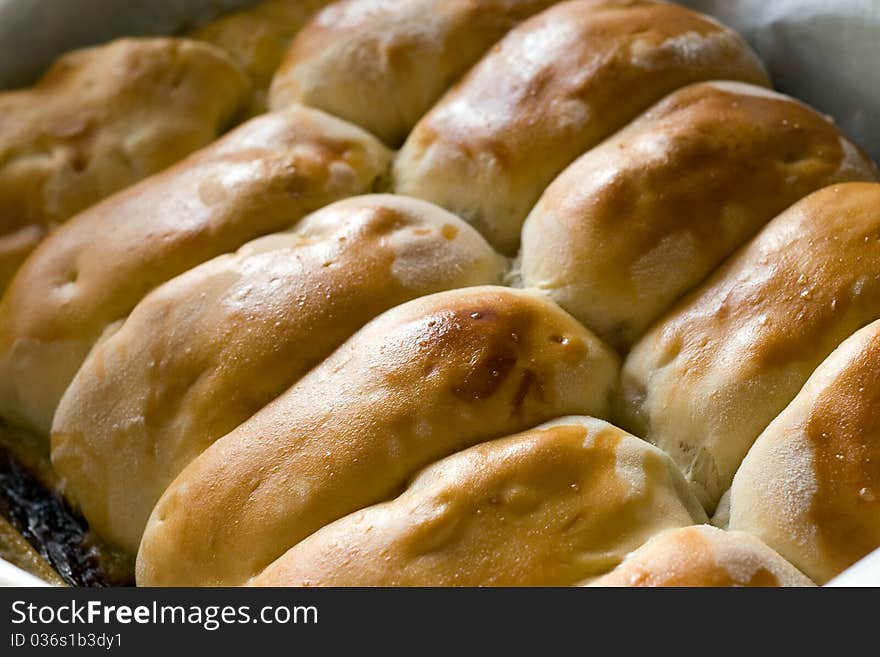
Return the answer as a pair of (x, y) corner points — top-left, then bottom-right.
(680, 0), (879, 161)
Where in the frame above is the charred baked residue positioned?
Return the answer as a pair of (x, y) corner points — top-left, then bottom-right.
(0, 440), (133, 586)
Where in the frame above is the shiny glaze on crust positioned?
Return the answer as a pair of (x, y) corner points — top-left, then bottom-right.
(729, 319), (880, 583)
(522, 81), (879, 351)
(252, 418), (705, 587)
(269, 0), (557, 145)
(136, 287), (619, 586)
(393, 0), (769, 253)
(51, 195), (503, 552)
(0, 106), (391, 438)
(617, 182), (880, 510)
(0, 37), (250, 290)
(589, 525), (814, 587)
(806, 339), (880, 576)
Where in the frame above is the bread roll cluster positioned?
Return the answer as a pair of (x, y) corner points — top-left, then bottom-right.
(392, 0), (769, 254)
(0, 38), (250, 291)
(0, 107), (391, 437)
(1, 0), (877, 587)
(54, 195), (505, 553)
(618, 183), (880, 510)
(252, 418), (706, 587)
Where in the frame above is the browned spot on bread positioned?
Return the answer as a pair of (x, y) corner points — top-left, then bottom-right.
(441, 223), (459, 240)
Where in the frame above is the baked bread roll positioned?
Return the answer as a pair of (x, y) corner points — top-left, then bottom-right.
(2, 1), (876, 589)
(268, 0), (557, 146)
(588, 525), (814, 587)
(136, 286), (619, 585)
(252, 417), (706, 586)
(52, 195), (504, 552)
(190, 0), (332, 114)
(0, 107), (391, 439)
(729, 319), (880, 584)
(617, 182), (880, 511)
(0, 37), (250, 291)
(393, 0), (769, 253)
(521, 81), (878, 351)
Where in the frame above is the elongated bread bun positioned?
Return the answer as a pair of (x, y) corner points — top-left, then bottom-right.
(190, 0), (332, 114)
(0, 37), (250, 291)
(617, 183), (880, 510)
(253, 417), (705, 586)
(269, 0), (557, 145)
(588, 525), (814, 587)
(521, 82), (878, 351)
(136, 286), (619, 585)
(0, 107), (391, 439)
(52, 195), (504, 552)
(729, 319), (880, 584)
(393, 0), (769, 253)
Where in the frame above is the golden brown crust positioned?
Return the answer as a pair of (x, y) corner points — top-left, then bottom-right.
(522, 81), (879, 351)
(0, 37), (250, 292)
(393, 0), (769, 254)
(0, 107), (392, 439)
(136, 287), (619, 585)
(269, 0), (557, 146)
(5, 1), (875, 590)
(730, 319), (880, 584)
(617, 182), (880, 511)
(190, 0), (333, 115)
(588, 525), (814, 587)
(252, 417), (705, 587)
(51, 195), (504, 552)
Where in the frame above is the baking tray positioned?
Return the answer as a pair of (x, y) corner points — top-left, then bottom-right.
(0, 0), (877, 587)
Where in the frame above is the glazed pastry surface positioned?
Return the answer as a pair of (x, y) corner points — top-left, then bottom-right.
(0, 107), (390, 438)
(393, 0), (769, 253)
(52, 195), (503, 552)
(137, 287), (619, 585)
(0, 37), (250, 291)
(729, 319), (880, 584)
(0, 0), (875, 588)
(522, 81), (878, 351)
(617, 183), (880, 510)
(253, 418), (705, 587)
